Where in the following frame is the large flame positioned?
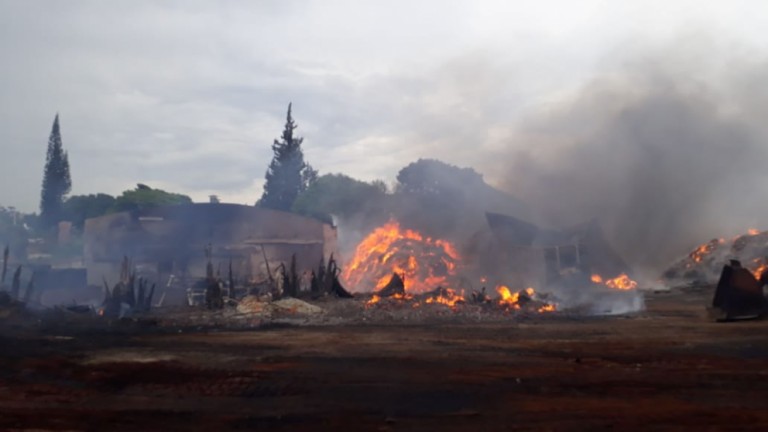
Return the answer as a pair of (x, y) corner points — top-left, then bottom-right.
(496, 285), (556, 312)
(591, 273), (637, 290)
(343, 219), (460, 293)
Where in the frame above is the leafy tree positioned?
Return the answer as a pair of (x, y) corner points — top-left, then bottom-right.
(392, 159), (530, 239)
(39, 114), (72, 228)
(259, 103), (317, 211)
(292, 174), (388, 223)
(62, 193), (116, 230)
(112, 184), (192, 213)
(396, 158), (484, 197)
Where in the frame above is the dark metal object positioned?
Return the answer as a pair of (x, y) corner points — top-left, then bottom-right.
(712, 260), (767, 321)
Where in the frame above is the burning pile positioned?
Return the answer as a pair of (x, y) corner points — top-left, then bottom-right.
(342, 219), (461, 294)
(664, 229), (768, 284)
(366, 281), (557, 314)
(590, 273), (637, 291)
(496, 286), (556, 313)
(344, 219), (558, 314)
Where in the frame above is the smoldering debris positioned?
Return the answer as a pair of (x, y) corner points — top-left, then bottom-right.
(663, 229), (768, 286)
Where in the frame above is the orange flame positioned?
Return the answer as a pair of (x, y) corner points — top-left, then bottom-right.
(538, 304), (556, 313)
(495, 285), (553, 312)
(496, 285), (520, 309)
(591, 273), (637, 290)
(752, 258), (768, 280)
(365, 292), (414, 307)
(687, 238), (726, 265)
(748, 228), (760, 236)
(343, 219), (460, 293)
(424, 288), (465, 308)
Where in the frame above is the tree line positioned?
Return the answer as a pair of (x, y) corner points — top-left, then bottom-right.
(20, 104), (497, 239)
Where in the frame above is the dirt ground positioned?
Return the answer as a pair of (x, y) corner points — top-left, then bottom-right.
(1, 289), (768, 431)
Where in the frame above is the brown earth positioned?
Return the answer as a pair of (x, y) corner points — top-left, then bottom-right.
(1, 289), (768, 431)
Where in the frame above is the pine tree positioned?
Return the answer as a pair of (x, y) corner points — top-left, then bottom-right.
(259, 103), (317, 211)
(40, 114), (72, 228)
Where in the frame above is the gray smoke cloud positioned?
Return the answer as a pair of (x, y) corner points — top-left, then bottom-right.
(499, 47), (768, 273)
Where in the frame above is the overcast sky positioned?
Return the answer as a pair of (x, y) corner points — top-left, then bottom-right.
(1, 0), (767, 214)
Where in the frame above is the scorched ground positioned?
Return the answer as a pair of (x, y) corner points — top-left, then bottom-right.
(1, 289), (768, 431)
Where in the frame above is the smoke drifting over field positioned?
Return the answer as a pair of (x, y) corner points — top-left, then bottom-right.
(498, 49), (768, 272)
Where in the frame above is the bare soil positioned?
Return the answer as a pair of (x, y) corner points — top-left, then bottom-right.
(1, 289), (768, 431)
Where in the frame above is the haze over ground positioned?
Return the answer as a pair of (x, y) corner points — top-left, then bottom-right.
(2, 0), (768, 270)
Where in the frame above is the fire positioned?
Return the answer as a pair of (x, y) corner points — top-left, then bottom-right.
(497, 285), (521, 309)
(497, 286), (536, 309)
(605, 274), (637, 290)
(748, 228), (761, 236)
(538, 304), (556, 313)
(496, 286), (556, 312)
(365, 292), (412, 307)
(424, 288), (465, 308)
(591, 273), (637, 290)
(343, 219), (461, 293)
(690, 239), (722, 263)
(752, 258), (768, 280)
(366, 295), (381, 306)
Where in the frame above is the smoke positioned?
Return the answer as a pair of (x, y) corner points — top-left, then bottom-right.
(499, 46), (768, 273)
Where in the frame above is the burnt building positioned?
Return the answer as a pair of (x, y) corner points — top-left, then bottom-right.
(484, 212), (631, 287)
(83, 203), (337, 289)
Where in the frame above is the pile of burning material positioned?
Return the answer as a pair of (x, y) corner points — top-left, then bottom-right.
(343, 219), (461, 294)
(495, 286), (557, 313)
(343, 219), (568, 315)
(664, 229), (768, 285)
(364, 272), (558, 314)
(589, 273), (638, 290)
(710, 259), (767, 321)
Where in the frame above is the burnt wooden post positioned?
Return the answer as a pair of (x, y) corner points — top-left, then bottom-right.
(11, 265), (21, 299)
(22, 273), (34, 304)
(1, 245), (8, 286)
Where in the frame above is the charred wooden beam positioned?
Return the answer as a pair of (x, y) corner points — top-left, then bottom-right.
(145, 282), (155, 311)
(11, 265), (21, 299)
(22, 273), (34, 304)
(1, 245), (8, 285)
(277, 254), (299, 298)
(327, 255), (353, 298)
(470, 287), (491, 304)
(376, 272), (406, 297)
(136, 277), (146, 310)
(260, 244), (274, 284)
(228, 259), (236, 299)
(205, 278), (224, 309)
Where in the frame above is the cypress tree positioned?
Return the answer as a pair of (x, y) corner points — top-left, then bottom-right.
(259, 103), (317, 211)
(40, 114), (72, 228)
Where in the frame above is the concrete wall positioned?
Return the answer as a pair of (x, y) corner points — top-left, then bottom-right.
(83, 204), (337, 288)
